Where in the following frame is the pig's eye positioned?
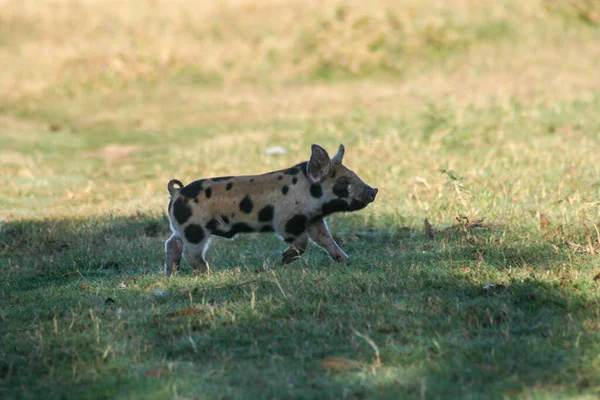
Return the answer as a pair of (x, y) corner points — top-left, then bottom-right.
(337, 177), (350, 185)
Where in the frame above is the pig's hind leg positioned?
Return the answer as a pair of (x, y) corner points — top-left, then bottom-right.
(164, 234), (184, 276)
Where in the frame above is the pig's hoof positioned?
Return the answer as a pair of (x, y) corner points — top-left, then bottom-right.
(282, 248), (301, 264)
(192, 263), (210, 275)
(333, 255), (351, 265)
(164, 264), (178, 276)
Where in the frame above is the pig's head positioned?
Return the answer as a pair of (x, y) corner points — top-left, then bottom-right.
(307, 144), (378, 215)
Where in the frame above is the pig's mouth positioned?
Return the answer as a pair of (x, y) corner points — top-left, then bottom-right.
(348, 188), (378, 211)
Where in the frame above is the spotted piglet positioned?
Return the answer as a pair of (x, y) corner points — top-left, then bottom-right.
(164, 144), (378, 275)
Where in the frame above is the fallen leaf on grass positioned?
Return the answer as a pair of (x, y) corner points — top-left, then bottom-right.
(47, 123), (62, 132)
(78, 284), (89, 290)
(424, 218), (435, 239)
(322, 357), (364, 371)
(593, 272), (600, 282)
(460, 267), (471, 274)
(540, 213), (552, 230)
(167, 308), (205, 318)
(560, 278), (569, 287)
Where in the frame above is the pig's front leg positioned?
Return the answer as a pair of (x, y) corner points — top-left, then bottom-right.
(306, 218), (350, 264)
(282, 233), (308, 264)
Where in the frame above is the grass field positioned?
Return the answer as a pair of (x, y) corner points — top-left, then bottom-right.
(2, 0), (600, 398)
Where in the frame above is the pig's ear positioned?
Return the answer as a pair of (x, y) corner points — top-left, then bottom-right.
(331, 144), (345, 164)
(307, 144), (332, 182)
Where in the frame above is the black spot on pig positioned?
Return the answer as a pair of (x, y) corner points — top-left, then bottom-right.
(173, 198), (192, 224)
(180, 180), (204, 199)
(322, 199), (349, 216)
(285, 166), (299, 175)
(212, 176), (233, 182)
(298, 161), (309, 178)
(230, 223), (255, 236)
(332, 183), (349, 198)
(205, 219), (219, 232)
(258, 205), (274, 222)
(310, 183), (323, 198)
(240, 195), (253, 213)
(184, 224), (205, 244)
(285, 214), (308, 236)
(322, 199), (366, 216)
(212, 223), (255, 239)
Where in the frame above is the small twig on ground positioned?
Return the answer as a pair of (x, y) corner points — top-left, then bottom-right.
(564, 238), (599, 255)
(439, 217), (486, 234)
(62, 270), (83, 277)
(62, 270), (87, 282)
(269, 270), (288, 299)
(167, 308), (205, 318)
(352, 328), (381, 367)
(593, 224), (600, 247)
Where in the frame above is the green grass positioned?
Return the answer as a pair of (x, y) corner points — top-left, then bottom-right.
(3, 98), (600, 399)
(3, 0), (600, 399)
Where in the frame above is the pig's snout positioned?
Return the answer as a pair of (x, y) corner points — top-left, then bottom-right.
(368, 188), (378, 203)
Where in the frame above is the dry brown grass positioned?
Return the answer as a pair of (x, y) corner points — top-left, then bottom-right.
(0, 0), (578, 97)
(1, 0), (599, 136)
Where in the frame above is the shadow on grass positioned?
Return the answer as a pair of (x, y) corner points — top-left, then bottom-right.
(1, 215), (598, 398)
